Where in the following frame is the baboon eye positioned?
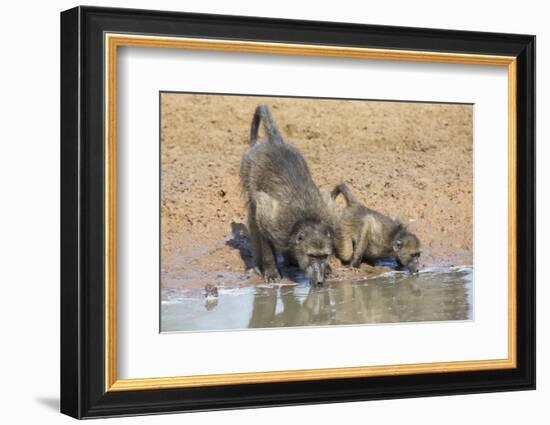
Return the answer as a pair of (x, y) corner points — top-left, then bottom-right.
(412, 252), (421, 258)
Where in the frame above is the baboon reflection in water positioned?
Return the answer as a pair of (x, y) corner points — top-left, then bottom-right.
(248, 276), (471, 328)
(160, 268), (472, 332)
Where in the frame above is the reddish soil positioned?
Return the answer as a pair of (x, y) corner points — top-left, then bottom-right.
(161, 94), (473, 288)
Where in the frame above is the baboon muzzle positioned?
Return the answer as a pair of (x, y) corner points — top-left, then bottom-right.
(308, 261), (325, 285)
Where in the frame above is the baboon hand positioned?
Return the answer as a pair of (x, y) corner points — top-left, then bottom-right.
(324, 263), (332, 278)
(263, 266), (282, 284)
(350, 259), (362, 271)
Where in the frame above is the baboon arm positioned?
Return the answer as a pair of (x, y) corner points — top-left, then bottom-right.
(247, 208), (263, 274)
(351, 224), (369, 268)
(259, 235), (281, 283)
(336, 232), (354, 263)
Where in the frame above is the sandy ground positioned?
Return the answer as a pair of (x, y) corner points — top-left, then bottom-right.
(160, 93), (473, 288)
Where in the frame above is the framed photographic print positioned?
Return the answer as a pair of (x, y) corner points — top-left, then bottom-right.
(60, 6), (535, 419)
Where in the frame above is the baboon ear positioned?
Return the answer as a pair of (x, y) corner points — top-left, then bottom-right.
(393, 239), (403, 252)
(295, 230), (305, 244)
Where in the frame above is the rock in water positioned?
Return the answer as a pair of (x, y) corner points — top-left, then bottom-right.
(204, 283), (218, 299)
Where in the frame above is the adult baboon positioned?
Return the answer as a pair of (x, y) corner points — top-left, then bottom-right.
(240, 105), (334, 284)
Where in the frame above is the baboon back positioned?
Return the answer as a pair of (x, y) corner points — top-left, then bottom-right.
(240, 142), (330, 248)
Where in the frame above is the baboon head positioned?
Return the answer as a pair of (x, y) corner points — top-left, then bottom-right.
(291, 220), (334, 285)
(392, 228), (421, 273)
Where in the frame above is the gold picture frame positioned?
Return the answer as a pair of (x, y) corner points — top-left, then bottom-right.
(104, 34), (517, 392)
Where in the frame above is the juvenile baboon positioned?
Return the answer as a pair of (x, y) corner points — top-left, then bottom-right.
(331, 183), (421, 273)
(240, 105), (334, 285)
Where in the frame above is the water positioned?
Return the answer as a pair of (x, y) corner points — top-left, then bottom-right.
(161, 267), (473, 333)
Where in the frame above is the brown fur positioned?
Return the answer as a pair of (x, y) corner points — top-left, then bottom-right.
(240, 105), (335, 284)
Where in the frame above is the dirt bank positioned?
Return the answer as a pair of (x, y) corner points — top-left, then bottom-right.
(160, 93), (473, 288)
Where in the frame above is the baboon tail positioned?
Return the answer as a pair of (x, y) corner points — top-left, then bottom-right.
(249, 104), (285, 146)
(331, 183), (357, 206)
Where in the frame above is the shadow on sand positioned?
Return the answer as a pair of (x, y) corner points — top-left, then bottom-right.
(225, 222), (255, 270)
(225, 222), (309, 284)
